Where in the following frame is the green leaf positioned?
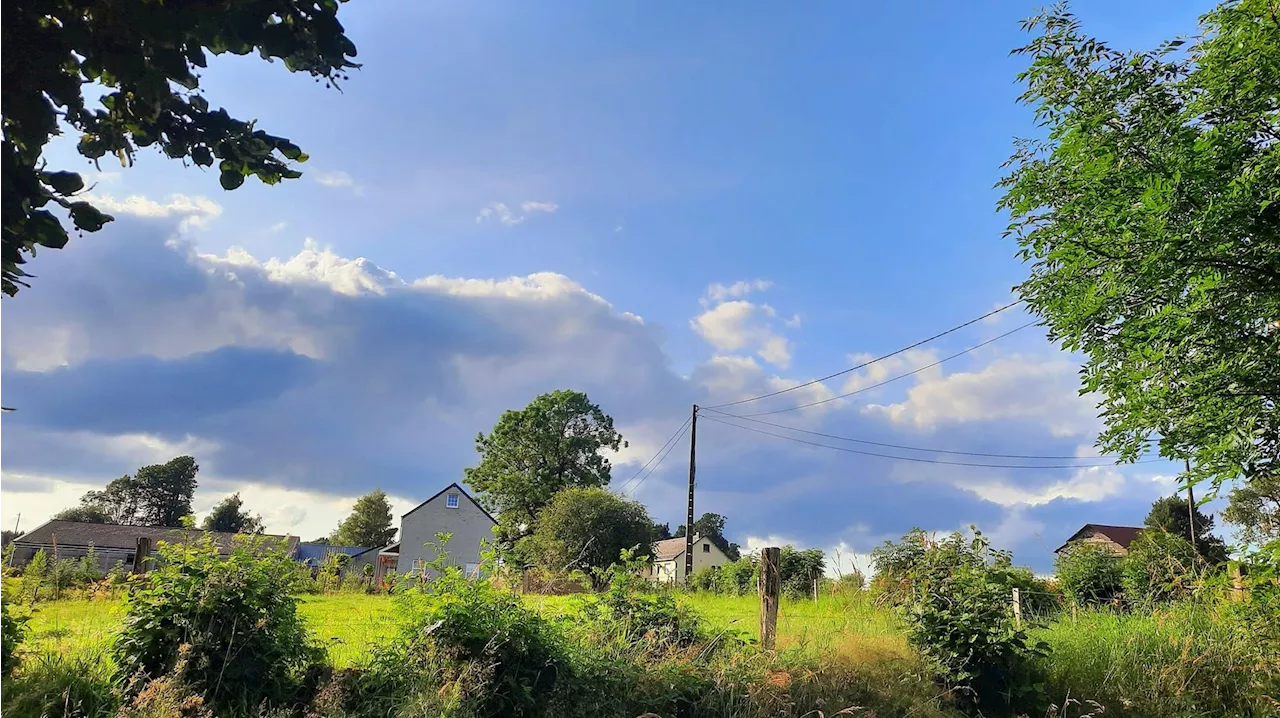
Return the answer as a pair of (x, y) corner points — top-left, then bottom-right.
(40, 171), (85, 195)
(68, 202), (112, 233)
(277, 141), (304, 160)
(219, 169), (246, 190)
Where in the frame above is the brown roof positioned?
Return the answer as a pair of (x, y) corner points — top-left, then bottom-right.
(1054, 524), (1145, 554)
(652, 537), (689, 562)
(14, 520), (299, 555)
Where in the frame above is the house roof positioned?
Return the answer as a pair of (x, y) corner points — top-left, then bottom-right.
(653, 536), (693, 562)
(402, 482), (497, 525)
(13, 520), (299, 555)
(1054, 524), (1146, 554)
(295, 544), (370, 563)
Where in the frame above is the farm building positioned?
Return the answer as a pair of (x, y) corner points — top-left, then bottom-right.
(648, 535), (731, 584)
(1054, 524), (1146, 556)
(6, 520), (299, 572)
(366, 482), (496, 582)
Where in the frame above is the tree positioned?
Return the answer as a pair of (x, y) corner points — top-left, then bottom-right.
(674, 512), (741, 561)
(1145, 495), (1230, 564)
(1, 0), (359, 296)
(51, 505), (112, 524)
(652, 522), (673, 541)
(999, 2), (1280, 493)
(202, 493), (264, 534)
(1224, 473), (1280, 546)
(530, 487), (655, 583)
(464, 390), (626, 538)
(778, 546), (826, 596)
(330, 489), (396, 548)
(0, 530), (22, 548)
(133, 456), (200, 527)
(1055, 542), (1124, 605)
(1122, 531), (1206, 605)
(79, 475), (144, 524)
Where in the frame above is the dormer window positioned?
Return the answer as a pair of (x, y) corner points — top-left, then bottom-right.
(446, 494), (460, 509)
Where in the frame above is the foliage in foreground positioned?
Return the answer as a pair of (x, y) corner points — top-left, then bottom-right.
(113, 536), (321, 714)
(1055, 542), (1124, 605)
(1, 599), (26, 675)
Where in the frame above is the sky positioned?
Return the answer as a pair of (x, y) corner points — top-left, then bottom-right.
(1, 0), (1225, 574)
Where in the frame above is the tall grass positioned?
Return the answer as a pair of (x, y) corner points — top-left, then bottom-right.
(1033, 602), (1280, 717)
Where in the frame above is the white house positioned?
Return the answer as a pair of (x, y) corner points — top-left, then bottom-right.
(648, 535), (730, 584)
(355, 482), (497, 582)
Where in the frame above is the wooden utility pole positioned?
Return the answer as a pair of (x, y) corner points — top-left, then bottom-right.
(133, 536), (152, 575)
(1184, 459), (1197, 551)
(760, 547), (780, 650)
(684, 404), (698, 584)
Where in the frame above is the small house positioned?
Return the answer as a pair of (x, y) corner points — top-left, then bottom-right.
(1054, 524), (1145, 557)
(648, 535), (730, 584)
(394, 482), (497, 579)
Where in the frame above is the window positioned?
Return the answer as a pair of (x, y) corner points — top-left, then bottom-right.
(126, 553), (136, 564)
(446, 494), (460, 508)
(702, 543), (710, 553)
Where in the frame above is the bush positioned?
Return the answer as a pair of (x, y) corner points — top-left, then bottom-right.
(871, 528), (929, 603)
(716, 557), (757, 595)
(833, 568), (865, 593)
(20, 549), (46, 603)
(2, 600), (27, 676)
(689, 565), (720, 592)
(778, 546), (825, 599)
(1121, 531), (1205, 605)
(1056, 543), (1124, 605)
(900, 529), (1048, 715)
(575, 553), (707, 653)
(113, 536), (321, 714)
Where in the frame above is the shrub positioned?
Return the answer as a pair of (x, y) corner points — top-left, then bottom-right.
(833, 568), (866, 593)
(530, 487), (656, 586)
(113, 536), (321, 714)
(2, 600), (27, 676)
(20, 549), (46, 603)
(575, 553), (706, 653)
(716, 557), (757, 596)
(1121, 531), (1205, 605)
(1056, 543), (1124, 605)
(689, 565), (720, 592)
(871, 528), (929, 602)
(900, 529), (1048, 715)
(778, 546), (825, 599)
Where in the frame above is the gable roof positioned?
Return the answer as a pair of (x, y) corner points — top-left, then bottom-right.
(13, 520), (298, 555)
(653, 536), (694, 561)
(402, 482), (496, 525)
(1054, 524), (1146, 554)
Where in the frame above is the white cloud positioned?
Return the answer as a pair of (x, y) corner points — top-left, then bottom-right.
(705, 280), (773, 303)
(476, 200), (558, 227)
(691, 300), (794, 367)
(863, 356), (1100, 437)
(520, 201), (559, 214)
(269, 221), (288, 233)
(839, 349), (940, 394)
(964, 466), (1127, 507)
(312, 170), (358, 192)
(86, 193), (222, 230)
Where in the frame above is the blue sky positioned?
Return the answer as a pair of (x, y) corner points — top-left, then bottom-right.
(2, 0), (1224, 573)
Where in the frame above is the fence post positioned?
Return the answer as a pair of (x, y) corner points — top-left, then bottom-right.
(760, 547), (780, 651)
(1230, 563), (1245, 603)
(133, 537), (152, 575)
(1011, 588), (1022, 628)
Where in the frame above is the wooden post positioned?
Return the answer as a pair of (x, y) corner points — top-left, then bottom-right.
(133, 536), (152, 575)
(813, 577), (819, 602)
(1230, 563), (1245, 603)
(759, 547), (780, 651)
(1011, 588), (1022, 628)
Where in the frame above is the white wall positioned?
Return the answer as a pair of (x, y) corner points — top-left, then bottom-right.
(398, 485), (496, 577)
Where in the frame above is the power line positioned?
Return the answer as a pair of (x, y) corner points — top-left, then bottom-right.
(701, 407), (1162, 462)
(705, 299), (1024, 409)
(625, 419), (692, 495)
(699, 414), (1142, 469)
(735, 320), (1037, 417)
(617, 416), (691, 493)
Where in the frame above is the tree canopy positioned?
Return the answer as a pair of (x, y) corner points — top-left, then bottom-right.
(1144, 494), (1229, 564)
(330, 489), (397, 548)
(530, 487), (655, 582)
(465, 390), (626, 538)
(1223, 472), (1280, 546)
(57, 456), (200, 527)
(202, 492), (264, 534)
(999, 1), (1280, 493)
(1, 0), (359, 295)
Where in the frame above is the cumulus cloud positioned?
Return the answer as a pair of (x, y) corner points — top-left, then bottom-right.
(476, 200), (558, 227)
(86, 193), (222, 230)
(705, 279), (773, 303)
(691, 281), (795, 368)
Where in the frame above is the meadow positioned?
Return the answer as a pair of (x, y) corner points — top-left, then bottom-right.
(12, 589), (1278, 717)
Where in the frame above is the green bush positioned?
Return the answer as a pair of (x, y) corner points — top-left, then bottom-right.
(871, 528), (929, 603)
(716, 557), (758, 595)
(778, 546), (825, 599)
(113, 536), (321, 714)
(1121, 531), (1206, 605)
(900, 529), (1048, 715)
(1, 600), (27, 676)
(575, 553), (707, 653)
(689, 565), (720, 592)
(1056, 543), (1124, 605)
(20, 549), (46, 603)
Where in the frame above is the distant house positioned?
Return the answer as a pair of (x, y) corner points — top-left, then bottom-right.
(388, 482), (497, 580)
(7, 520), (299, 571)
(1055, 524), (1146, 557)
(648, 535), (730, 584)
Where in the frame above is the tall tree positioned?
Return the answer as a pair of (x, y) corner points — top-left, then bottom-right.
(132, 456), (200, 527)
(1, 0), (359, 295)
(330, 490), (396, 548)
(1144, 495), (1230, 564)
(674, 512), (742, 560)
(52, 505), (112, 524)
(201, 493), (264, 534)
(999, 2), (1280, 493)
(79, 475), (144, 524)
(465, 390), (626, 538)
(531, 487), (655, 584)
(1223, 473), (1280, 546)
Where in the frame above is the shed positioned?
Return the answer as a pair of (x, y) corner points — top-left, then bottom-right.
(9, 520), (299, 572)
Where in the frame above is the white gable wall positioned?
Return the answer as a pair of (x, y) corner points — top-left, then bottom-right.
(650, 536), (731, 584)
(399, 484), (496, 577)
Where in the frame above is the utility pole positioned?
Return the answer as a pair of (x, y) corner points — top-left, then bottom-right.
(684, 404), (698, 584)
(1184, 459), (1197, 551)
